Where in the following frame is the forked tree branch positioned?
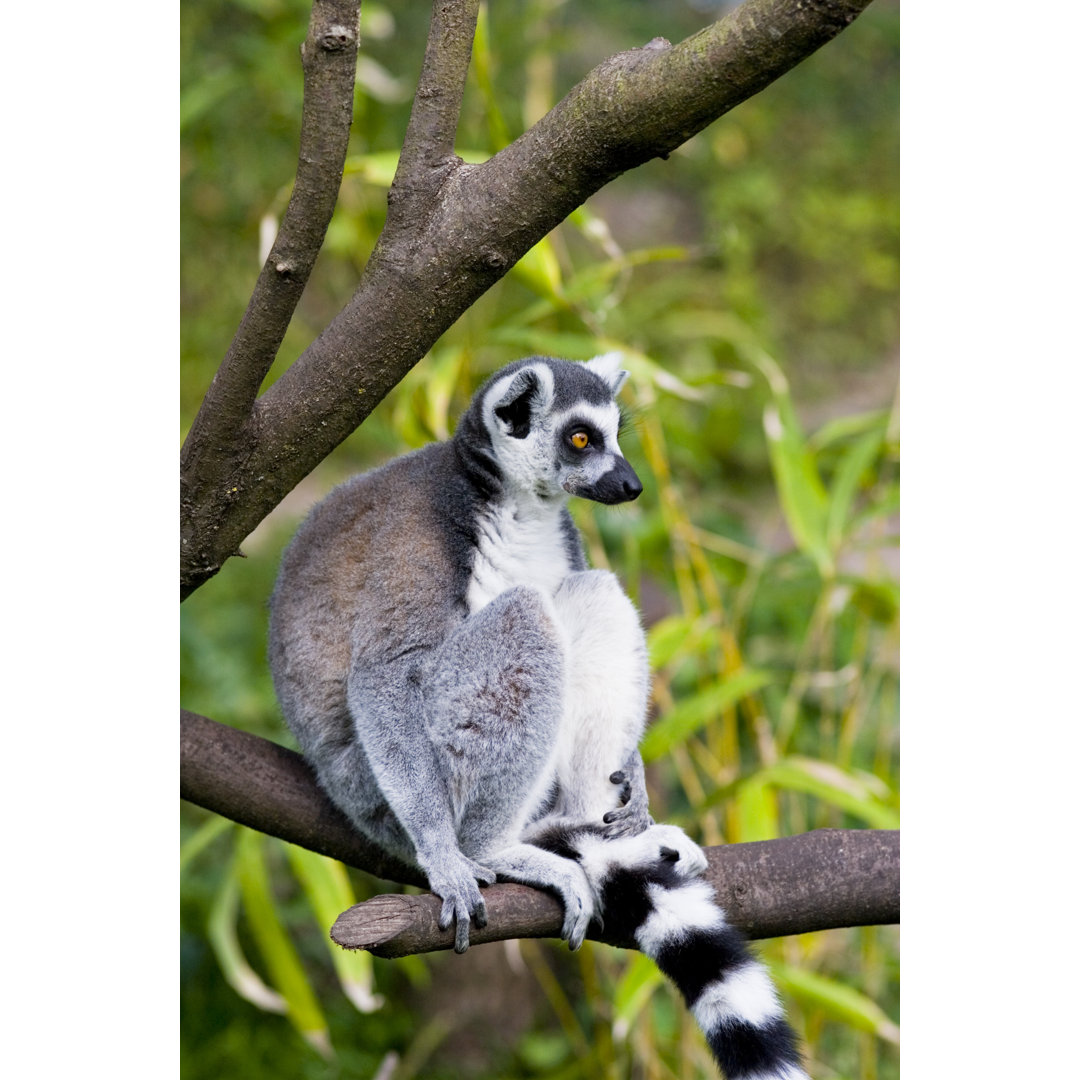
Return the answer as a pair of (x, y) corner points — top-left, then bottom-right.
(181, 709), (900, 955)
(180, 0), (875, 599)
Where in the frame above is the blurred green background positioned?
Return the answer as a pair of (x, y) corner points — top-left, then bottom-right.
(181, 1), (899, 1077)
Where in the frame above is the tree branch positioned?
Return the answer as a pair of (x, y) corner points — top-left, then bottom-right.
(180, 0), (361, 596)
(180, 0), (876, 599)
(393, 0), (480, 188)
(180, 708), (423, 886)
(331, 829), (900, 958)
(181, 710), (899, 955)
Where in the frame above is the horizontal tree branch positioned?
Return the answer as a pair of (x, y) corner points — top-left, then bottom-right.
(181, 708), (423, 886)
(180, 0), (875, 598)
(181, 709), (899, 954)
(331, 828), (899, 958)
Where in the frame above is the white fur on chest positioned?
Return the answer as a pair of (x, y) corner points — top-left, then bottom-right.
(466, 501), (572, 613)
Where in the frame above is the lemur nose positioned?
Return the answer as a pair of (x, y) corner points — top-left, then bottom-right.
(623, 474), (643, 501)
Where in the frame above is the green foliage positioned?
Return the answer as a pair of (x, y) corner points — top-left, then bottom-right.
(182, 1), (899, 1077)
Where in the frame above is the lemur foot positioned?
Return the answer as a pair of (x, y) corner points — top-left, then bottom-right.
(426, 853), (496, 953)
(643, 823), (708, 878)
(578, 822), (708, 883)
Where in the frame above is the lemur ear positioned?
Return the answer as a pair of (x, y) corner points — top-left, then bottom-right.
(490, 364), (554, 439)
(584, 352), (630, 396)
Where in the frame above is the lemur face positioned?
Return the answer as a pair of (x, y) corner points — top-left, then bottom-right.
(481, 357), (642, 505)
(552, 400), (642, 504)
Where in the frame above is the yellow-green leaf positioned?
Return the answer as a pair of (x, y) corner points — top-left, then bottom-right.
(641, 669), (772, 762)
(180, 814), (233, 874)
(471, 2), (510, 150)
(646, 614), (708, 671)
(612, 953), (665, 1042)
(763, 402), (832, 578)
(207, 868), (287, 1015)
(343, 149), (489, 188)
(826, 427), (885, 552)
(284, 843), (384, 1014)
(235, 829), (332, 1057)
(743, 757), (899, 829)
(771, 962), (900, 1045)
(510, 237), (563, 301)
(731, 776), (780, 843)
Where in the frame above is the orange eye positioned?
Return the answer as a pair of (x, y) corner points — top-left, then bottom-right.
(570, 431), (589, 449)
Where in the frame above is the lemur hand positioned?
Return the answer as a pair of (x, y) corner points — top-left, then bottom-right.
(601, 765), (652, 838)
(553, 858), (598, 950)
(425, 852), (497, 953)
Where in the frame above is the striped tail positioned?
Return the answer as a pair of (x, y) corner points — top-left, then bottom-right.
(534, 822), (810, 1080)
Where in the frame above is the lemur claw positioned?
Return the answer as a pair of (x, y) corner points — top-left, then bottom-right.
(430, 854), (495, 953)
(608, 770), (633, 808)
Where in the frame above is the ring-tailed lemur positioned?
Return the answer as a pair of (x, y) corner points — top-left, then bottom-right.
(269, 355), (808, 1079)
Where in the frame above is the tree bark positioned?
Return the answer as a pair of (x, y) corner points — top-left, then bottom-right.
(181, 710), (899, 954)
(179, 0), (875, 599)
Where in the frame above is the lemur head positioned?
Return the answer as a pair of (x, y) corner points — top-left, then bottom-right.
(467, 354), (642, 505)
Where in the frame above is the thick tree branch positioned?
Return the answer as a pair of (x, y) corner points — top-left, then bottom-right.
(331, 829), (900, 958)
(180, 0), (876, 599)
(181, 710), (899, 954)
(180, 0), (361, 596)
(180, 708), (423, 886)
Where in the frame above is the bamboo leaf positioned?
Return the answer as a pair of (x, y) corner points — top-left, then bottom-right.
(848, 482), (900, 534)
(763, 402), (833, 578)
(630, 349), (708, 401)
(489, 327), (599, 358)
(235, 829), (332, 1057)
(180, 814), (233, 874)
(641, 669), (772, 763)
(510, 237), (564, 301)
(659, 308), (761, 350)
(826, 427), (885, 552)
(741, 350), (833, 576)
(744, 757), (899, 829)
(771, 962), (900, 1045)
(646, 614), (709, 671)
(560, 246), (689, 304)
(730, 776), (780, 844)
(284, 843), (384, 1014)
(207, 866), (287, 1015)
(417, 348), (465, 442)
(471, 2), (511, 150)
(807, 409), (890, 453)
(354, 56), (410, 104)
(612, 953), (665, 1043)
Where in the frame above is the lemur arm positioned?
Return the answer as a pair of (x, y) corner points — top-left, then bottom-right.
(601, 748), (653, 838)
